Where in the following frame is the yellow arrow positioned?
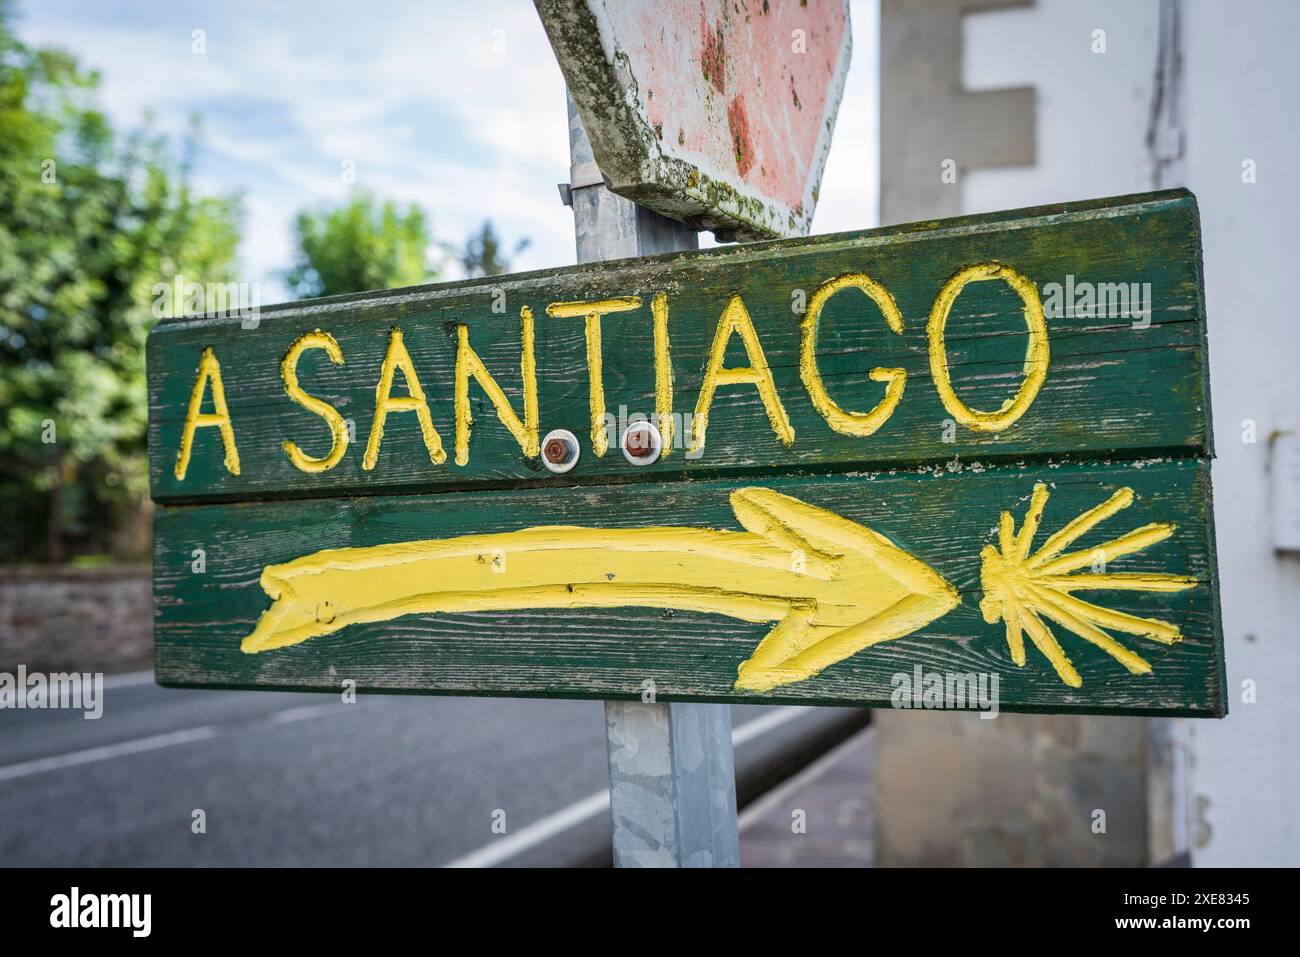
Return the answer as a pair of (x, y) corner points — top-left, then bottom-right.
(241, 487), (961, 692)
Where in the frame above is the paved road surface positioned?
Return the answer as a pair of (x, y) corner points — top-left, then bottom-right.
(738, 727), (874, 867)
(0, 674), (854, 866)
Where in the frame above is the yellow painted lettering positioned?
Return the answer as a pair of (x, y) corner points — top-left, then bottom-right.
(690, 294), (793, 455)
(927, 263), (1049, 432)
(652, 293), (674, 457)
(800, 274), (906, 437)
(174, 347), (240, 480)
(281, 330), (349, 473)
(362, 327), (446, 470)
(454, 307), (539, 467)
(545, 296), (641, 456)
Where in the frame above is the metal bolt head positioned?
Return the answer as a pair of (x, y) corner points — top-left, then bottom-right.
(621, 421), (663, 466)
(625, 429), (653, 458)
(540, 428), (580, 474)
(544, 437), (570, 464)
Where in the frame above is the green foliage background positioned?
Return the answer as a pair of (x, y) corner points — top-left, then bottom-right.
(0, 1), (527, 562)
(0, 4), (241, 561)
(285, 194), (433, 299)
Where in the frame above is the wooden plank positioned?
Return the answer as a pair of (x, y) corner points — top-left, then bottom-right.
(153, 458), (1224, 716)
(147, 188), (1223, 716)
(147, 191), (1210, 504)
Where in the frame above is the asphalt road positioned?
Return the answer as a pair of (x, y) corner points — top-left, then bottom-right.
(0, 674), (857, 866)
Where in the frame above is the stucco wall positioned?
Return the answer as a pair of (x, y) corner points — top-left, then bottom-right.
(880, 0), (1300, 867)
(876, 0), (1170, 867)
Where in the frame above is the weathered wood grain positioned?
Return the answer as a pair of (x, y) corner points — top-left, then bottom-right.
(153, 459), (1223, 715)
(148, 190), (1223, 715)
(147, 191), (1210, 503)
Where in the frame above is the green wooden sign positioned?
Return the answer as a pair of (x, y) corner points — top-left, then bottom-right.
(147, 190), (1224, 716)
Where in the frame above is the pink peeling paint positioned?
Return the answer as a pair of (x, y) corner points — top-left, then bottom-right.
(539, 0), (850, 238)
(628, 0), (846, 211)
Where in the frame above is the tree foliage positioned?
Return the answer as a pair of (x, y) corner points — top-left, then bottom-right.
(459, 219), (529, 278)
(0, 0), (532, 563)
(0, 4), (243, 561)
(285, 193), (435, 298)
(286, 204), (532, 298)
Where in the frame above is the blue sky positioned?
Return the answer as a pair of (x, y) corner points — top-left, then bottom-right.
(13, 0), (879, 303)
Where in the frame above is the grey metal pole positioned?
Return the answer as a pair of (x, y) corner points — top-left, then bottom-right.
(563, 93), (741, 868)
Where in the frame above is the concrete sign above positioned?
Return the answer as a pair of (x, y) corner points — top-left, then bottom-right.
(536, 0), (852, 240)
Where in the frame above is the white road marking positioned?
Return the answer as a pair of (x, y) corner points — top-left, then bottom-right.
(445, 791), (612, 869)
(443, 706), (815, 868)
(732, 705), (812, 747)
(269, 702), (366, 724)
(0, 727), (220, 783)
(737, 726), (873, 832)
(101, 670), (157, 690)
(0, 698), (371, 782)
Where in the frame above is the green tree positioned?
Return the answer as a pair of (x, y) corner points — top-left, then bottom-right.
(0, 3), (243, 562)
(459, 219), (530, 278)
(285, 193), (435, 298)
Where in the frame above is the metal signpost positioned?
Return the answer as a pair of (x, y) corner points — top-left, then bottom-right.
(145, 2), (1224, 867)
(563, 93), (739, 867)
(541, 0), (850, 864)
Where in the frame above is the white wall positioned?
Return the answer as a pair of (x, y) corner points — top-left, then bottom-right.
(1180, 0), (1300, 867)
(958, 0), (1299, 866)
(962, 0), (1159, 210)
